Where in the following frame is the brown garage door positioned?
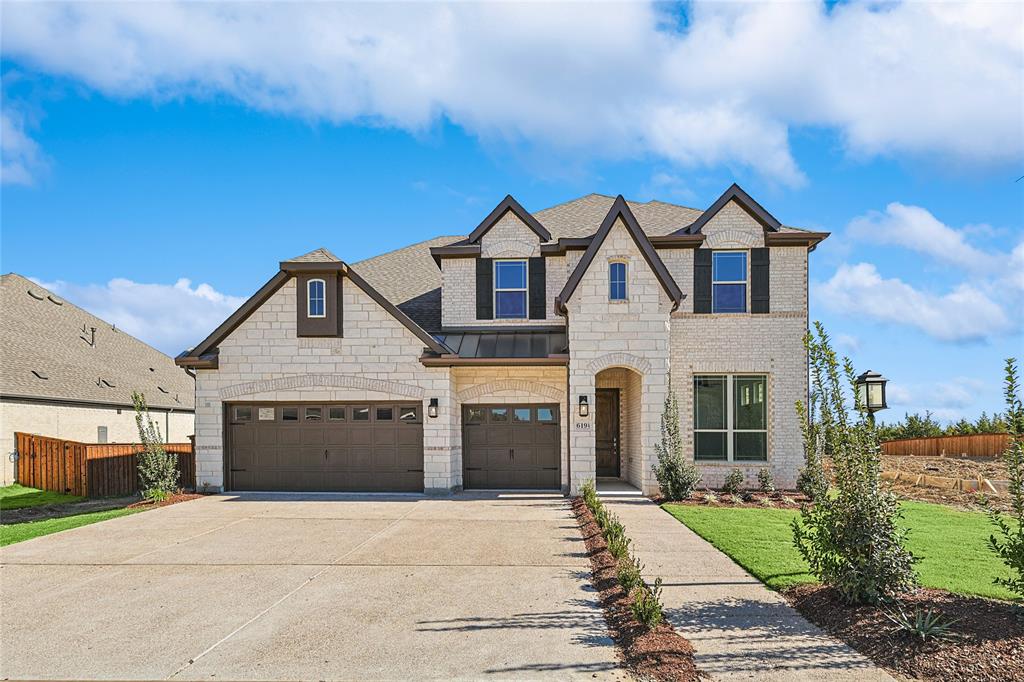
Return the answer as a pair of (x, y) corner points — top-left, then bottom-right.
(226, 402), (423, 492)
(462, 404), (560, 490)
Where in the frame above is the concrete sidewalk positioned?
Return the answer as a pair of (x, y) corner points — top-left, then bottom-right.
(602, 495), (892, 681)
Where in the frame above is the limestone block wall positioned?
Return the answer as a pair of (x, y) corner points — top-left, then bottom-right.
(670, 312), (807, 489)
(566, 218), (672, 495)
(193, 278), (456, 493)
(0, 400), (194, 485)
(452, 366), (568, 490)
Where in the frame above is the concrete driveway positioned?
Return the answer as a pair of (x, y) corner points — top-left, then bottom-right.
(1, 493), (622, 681)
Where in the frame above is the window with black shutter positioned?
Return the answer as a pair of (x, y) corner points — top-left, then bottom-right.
(750, 248), (770, 314)
(476, 258), (494, 319)
(528, 257), (546, 319)
(693, 249), (712, 313)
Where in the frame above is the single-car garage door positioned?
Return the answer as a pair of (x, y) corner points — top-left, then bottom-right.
(226, 402), (423, 492)
(462, 404), (560, 490)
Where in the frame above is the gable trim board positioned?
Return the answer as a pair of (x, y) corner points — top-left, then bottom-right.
(176, 261), (448, 368)
(467, 194), (552, 243)
(555, 195), (684, 314)
(676, 183), (782, 235)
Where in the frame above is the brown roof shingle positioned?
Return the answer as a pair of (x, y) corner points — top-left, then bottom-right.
(1, 274), (195, 410)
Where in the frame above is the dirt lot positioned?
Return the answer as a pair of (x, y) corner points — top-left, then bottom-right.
(881, 455), (1011, 512)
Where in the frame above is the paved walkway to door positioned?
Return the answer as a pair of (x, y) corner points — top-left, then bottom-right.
(602, 495), (893, 681)
(1, 493), (623, 681)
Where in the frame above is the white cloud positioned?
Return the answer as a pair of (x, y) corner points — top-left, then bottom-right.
(2, 2), (1021, 185)
(834, 333), (860, 353)
(886, 383), (913, 406)
(1, 108), (46, 185)
(35, 277), (246, 356)
(815, 263), (1014, 343)
(847, 203), (998, 273)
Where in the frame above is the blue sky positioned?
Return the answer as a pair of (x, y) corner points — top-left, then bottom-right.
(1, 2), (1022, 424)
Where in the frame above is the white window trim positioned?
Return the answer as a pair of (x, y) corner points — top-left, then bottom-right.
(493, 259), (528, 319)
(609, 260), (628, 301)
(694, 373), (768, 462)
(307, 278), (326, 318)
(711, 251), (748, 314)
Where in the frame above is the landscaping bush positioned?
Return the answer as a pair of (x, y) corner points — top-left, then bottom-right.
(722, 468), (744, 496)
(796, 393), (829, 501)
(631, 577), (665, 629)
(133, 391), (179, 502)
(757, 468), (776, 495)
(654, 382), (702, 500)
(987, 358), (1024, 601)
(617, 553), (644, 594)
(791, 323), (918, 605)
(883, 604), (959, 642)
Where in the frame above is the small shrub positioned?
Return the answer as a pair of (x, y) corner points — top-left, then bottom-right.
(792, 323), (918, 605)
(703, 490), (718, 505)
(133, 391), (179, 501)
(607, 532), (631, 560)
(654, 382), (702, 500)
(760, 497), (775, 508)
(757, 468), (776, 495)
(581, 479), (599, 510)
(722, 468), (744, 496)
(618, 554), (644, 594)
(780, 495), (796, 506)
(594, 505), (610, 530)
(987, 357), (1024, 600)
(884, 604), (959, 642)
(631, 577), (665, 629)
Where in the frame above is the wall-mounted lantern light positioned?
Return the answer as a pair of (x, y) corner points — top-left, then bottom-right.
(428, 398), (439, 418)
(578, 395), (589, 418)
(854, 370), (888, 413)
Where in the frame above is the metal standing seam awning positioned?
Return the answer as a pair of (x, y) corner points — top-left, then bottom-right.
(421, 329), (569, 366)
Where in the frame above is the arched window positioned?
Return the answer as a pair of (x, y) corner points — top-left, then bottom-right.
(609, 262), (627, 300)
(307, 279), (326, 318)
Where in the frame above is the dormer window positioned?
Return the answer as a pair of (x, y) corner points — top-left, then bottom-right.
(307, 279), (326, 318)
(609, 262), (627, 301)
(494, 260), (527, 319)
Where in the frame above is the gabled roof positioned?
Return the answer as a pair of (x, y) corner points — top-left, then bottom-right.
(675, 183), (782, 235)
(177, 250), (449, 367)
(555, 196), (684, 314)
(467, 195), (551, 243)
(0, 273), (194, 410)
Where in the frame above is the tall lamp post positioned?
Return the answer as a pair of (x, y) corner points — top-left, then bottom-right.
(855, 370), (888, 426)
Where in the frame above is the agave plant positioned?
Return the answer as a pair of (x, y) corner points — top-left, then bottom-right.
(884, 604), (959, 642)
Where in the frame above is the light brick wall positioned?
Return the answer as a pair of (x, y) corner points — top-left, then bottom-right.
(453, 366), (568, 490)
(670, 313), (807, 489)
(193, 278), (457, 493)
(565, 218), (673, 495)
(0, 400), (194, 485)
(440, 213), (564, 327)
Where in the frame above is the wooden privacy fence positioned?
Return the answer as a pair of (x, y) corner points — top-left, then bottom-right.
(881, 433), (1011, 458)
(15, 432), (195, 497)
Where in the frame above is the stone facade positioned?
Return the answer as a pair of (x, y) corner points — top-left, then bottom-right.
(0, 400), (195, 485)
(190, 196), (810, 496)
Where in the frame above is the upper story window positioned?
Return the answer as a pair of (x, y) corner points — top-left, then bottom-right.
(609, 262), (627, 301)
(712, 251), (747, 313)
(494, 259), (527, 319)
(307, 278), (326, 318)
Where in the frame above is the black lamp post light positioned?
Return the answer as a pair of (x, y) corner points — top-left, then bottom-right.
(855, 370), (888, 414)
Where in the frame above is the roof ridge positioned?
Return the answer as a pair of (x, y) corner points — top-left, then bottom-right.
(352, 234), (465, 265)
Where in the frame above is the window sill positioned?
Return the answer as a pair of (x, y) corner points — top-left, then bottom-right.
(693, 460), (769, 466)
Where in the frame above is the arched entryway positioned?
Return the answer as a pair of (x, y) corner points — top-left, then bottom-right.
(594, 366), (644, 490)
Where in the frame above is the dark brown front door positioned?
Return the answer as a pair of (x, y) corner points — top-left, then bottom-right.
(462, 404), (560, 489)
(596, 389), (620, 477)
(226, 402), (424, 492)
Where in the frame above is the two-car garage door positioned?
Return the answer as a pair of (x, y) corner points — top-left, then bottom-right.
(226, 402), (424, 492)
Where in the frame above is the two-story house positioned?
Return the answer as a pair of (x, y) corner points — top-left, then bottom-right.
(176, 184), (827, 495)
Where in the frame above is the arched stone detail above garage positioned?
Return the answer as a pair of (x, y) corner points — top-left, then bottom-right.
(219, 374), (425, 400)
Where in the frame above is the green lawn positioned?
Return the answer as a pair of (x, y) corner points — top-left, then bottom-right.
(0, 507), (143, 546)
(663, 500), (1017, 601)
(0, 484), (83, 510)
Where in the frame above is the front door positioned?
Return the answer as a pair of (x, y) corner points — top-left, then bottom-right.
(595, 389), (620, 477)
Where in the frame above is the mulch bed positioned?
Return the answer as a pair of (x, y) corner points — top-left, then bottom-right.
(659, 490), (810, 509)
(786, 584), (1024, 681)
(127, 492), (203, 509)
(572, 497), (703, 681)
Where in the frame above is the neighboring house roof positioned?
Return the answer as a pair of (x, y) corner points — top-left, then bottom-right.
(556, 196), (684, 314)
(0, 273), (194, 410)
